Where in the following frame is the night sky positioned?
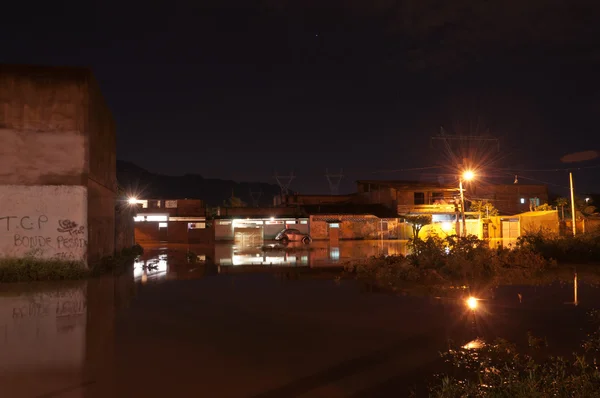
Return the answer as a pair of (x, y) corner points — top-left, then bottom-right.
(2, 0), (599, 196)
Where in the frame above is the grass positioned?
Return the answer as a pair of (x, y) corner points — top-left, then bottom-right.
(0, 244), (144, 283)
(0, 257), (88, 282)
(427, 311), (600, 397)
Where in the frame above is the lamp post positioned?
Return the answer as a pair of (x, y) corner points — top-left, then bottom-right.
(460, 170), (475, 238)
(569, 172), (577, 236)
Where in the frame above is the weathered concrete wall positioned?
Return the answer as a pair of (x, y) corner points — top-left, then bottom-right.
(115, 205), (136, 252)
(0, 65), (116, 262)
(87, 179), (115, 262)
(0, 65), (88, 185)
(0, 185), (87, 261)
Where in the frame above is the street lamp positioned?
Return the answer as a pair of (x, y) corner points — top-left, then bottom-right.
(459, 170), (475, 238)
(128, 197), (138, 205)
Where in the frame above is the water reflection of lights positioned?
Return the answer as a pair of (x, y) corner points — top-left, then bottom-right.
(134, 255), (168, 282)
(230, 253), (306, 266)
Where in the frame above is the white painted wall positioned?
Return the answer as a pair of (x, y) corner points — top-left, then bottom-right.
(0, 185), (88, 262)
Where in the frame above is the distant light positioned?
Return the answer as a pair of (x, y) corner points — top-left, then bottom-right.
(463, 338), (485, 350)
(128, 197), (138, 205)
(466, 296), (478, 310)
(463, 170), (475, 181)
(441, 222), (452, 231)
(270, 217), (275, 221)
(520, 198), (525, 204)
(585, 197), (591, 203)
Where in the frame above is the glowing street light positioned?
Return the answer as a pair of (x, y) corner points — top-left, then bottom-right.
(466, 296), (478, 310)
(459, 170), (475, 238)
(128, 197), (138, 205)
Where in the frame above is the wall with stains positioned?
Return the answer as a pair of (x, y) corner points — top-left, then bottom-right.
(0, 65), (116, 262)
(0, 185), (87, 261)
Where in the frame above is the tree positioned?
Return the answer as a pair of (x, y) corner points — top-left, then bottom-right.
(555, 197), (568, 220)
(404, 214), (432, 239)
(535, 203), (554, 211)
(223, 196), (246, 207)
(576, 197), (597, 218)
(469, 200), (499, 218)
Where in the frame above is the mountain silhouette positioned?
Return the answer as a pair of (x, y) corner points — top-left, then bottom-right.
(116, 160), (282, 207)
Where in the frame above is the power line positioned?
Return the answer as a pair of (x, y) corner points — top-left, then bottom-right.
(371, 166), (442, 174)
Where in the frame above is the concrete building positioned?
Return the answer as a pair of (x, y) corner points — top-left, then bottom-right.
(131, 199), (208, 244)
(470, 183), (549, 215)
(356, 180), (460, 214)
(0, 64), (116, 263)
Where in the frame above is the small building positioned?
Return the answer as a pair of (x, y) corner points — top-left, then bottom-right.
(471, 184), (549, 215)
(132, 198), (208, 244)
(304, 204), (399, 241)
(214, 216), (309, 243)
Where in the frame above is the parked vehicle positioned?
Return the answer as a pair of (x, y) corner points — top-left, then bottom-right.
(275, 228), (312, 245)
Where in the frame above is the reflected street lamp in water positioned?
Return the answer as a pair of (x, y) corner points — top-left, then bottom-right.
(459, 171), (475, 238)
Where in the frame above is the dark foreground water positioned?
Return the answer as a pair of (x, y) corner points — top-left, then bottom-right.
(1, 243), (599, 397)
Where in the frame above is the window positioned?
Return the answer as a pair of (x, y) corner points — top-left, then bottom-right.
(520, 198), (525, 204)
(158, 222), (168, 228)
(330, 247), (340, 260)
(329, 223), (340, 228)
(286, 221), (296, 224)
(165, 200), (178, 208)
(432, 214), (455, 222)
(414, 192), (425, 205)
(300, 220), (308, 224)
(219, 220), (231, 225)
(188, 222), (205, 229)
(530, 198), (540, 207)
(431, 192), (444, 203)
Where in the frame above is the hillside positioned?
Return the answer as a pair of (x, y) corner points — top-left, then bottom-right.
(116, 160), (283, 207)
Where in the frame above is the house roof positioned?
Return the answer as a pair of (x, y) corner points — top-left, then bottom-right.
(301, 203), (398, 218)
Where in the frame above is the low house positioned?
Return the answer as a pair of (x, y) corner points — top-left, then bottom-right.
(303, 204), (399, 241)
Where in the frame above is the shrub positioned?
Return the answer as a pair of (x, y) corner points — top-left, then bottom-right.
(350, 234), (554, 289)
(90, 244), (142, 276)
(429, 312), (600, 397)
(518, 229), (600, 263)
(0, 257), (88, 282)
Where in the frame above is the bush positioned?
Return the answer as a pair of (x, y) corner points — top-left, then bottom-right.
(429, 312), (600, 397)
(0, 257), (88, 282)
(517, 229), (600, 263)
(349, 234), (554, 289)
(90, 244), (143, 276)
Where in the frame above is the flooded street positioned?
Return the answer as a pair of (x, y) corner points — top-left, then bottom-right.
(1, 240), (599, 397)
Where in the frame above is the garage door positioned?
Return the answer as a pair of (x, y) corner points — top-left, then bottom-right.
(234, 227), (263, 247)
(501, 219), (519, 247)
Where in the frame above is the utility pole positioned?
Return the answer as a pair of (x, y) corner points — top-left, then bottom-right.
(274, 171), (295, 205)
(325, 168), (344, 195)
(249, 188), (262, 207)
(459, 178), (467, 238)
(569, 172), (577, 236)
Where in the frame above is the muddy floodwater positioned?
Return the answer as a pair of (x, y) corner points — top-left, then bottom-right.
(1, 240), (599, 397)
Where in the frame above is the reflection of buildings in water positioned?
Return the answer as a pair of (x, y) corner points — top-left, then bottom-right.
(134, 254), (168, 282)
(214, 240), (410, 266)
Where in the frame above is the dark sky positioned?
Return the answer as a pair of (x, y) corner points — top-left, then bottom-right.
(2, 0), (600, 196)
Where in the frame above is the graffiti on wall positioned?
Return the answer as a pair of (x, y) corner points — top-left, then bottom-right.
(0, 186), (88, 261)
(0, 284), (87, 371)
